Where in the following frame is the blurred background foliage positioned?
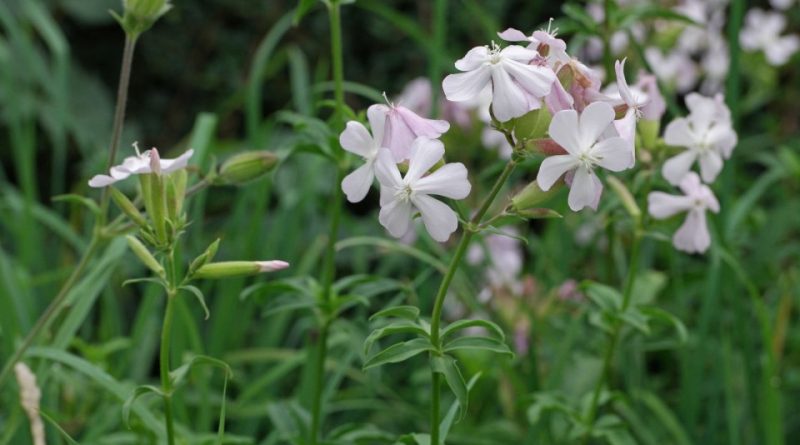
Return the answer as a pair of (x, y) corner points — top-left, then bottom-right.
(1, 0), (800, 444)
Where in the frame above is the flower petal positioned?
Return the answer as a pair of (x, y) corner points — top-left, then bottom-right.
(442, 67), (492, 102)
(406, 138), (445, 183)
(548, 109), (581, 155)
(384, 111), (418, 162)
(160, 149), (195, 173)
(88, 174), (121, 188)
(663, 118), (695, 148)
(593, 136), (633, 172)
(340, 121), (374, 157)
(501, 58), (555, 98)
(374, 148), (403, 188)
(454, 46), (490, 71)
(341, 161), (375, 203)
(698, 151), (723, 184)
(367, 104), (388, 145)
(673, 209), (711, 254)
(497, 28), (530, 42)
(662, 150), (697, 185)
(647, 192), (693, 219)
(395, 106), (450, 137)
(412, 194), (459, 242)
(615, 58), (635, 106)
(568, 167), (601, 211)
(378, 194), (413, 238)
(537, 154), (578, 190)
(414, 163), (471, 199)
(490, 66), (532, 122)
(578, 102), (615, 149)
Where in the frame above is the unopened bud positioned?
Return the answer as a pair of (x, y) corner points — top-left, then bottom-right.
(193, 260), (289, 280)
(110, 187), (147, 228)
(513, 107), (551, 142)
(115, 0), (172, 37)
(149, 148), (162, 175)
(188, 239), (221, 276)
(218, 151), (278, 185)
(126, 235), (165, 278)
(166, 169), (187, 221)
(511, 180), (561, 211)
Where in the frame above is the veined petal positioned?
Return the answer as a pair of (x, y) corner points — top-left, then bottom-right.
(663, 118), (696, 148)
(378, 196), (413, 238)
(501, 59), (555, 98)
(548, 109), (581, 155)
(341, 161), (375, 203)
(490, 67), (532, 122)
(374, 148), (403, 188)
(499, 45), (540, 63)
(414, 163), (471, 199)
(455, 46), (490, 71)
(395, 106), (450, 137)
(340, 121), (374, 157)
(698, 151), (723, 184)
(443, 67), (492, 102)
(662, 150), (698, 185)
(537, 154), (578, 190)
(647, 192), (693, 219)
(384, 111), (418, 162)
(160, 149), (195, 173)
(412, 194), (459, 242)
(406, 138), (445, 183)
(673, 209), (711, 254)
(593, 136), (633, 171)
(568, 167), (601, 211)
(579, 102), (615, 149)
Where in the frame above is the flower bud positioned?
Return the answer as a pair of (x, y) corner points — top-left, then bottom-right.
(115, 0), (172, 37)
(524, 138), (568, 156)
(511, 180), (561, 211)
(513, 107), (551, 142)
(188, 239), (221, 276)
(166, 169), (187, 221)
(193, 260), (289, 280)
(126, 235), (166, 278)
(217, 151), (278, 185)
(110, 187), (147, 228)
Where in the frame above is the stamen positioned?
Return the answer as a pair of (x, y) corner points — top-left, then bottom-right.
(382, 91), (394, 108)
(133, 141), (141, 156)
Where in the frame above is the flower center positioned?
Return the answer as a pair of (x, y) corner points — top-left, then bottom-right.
(577, 149), (599, 170)
(488, 41), (503, 64)
(395, 183), (414, 203)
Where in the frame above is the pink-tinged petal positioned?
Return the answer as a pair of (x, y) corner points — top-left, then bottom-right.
(341, 161), (375, 203)
(636, 72), (665, 121)
(442, 67), (492, 102)
(647, 192), (693, 219)
(545, 78), (574, 114)
(499, 45), (540, 63)
(397, 78), (433, 116)
(497, 28), (530, 42)
(455, 46), (490, 71)
(501, 59), (555, 98)
(537, 154), (578, 190)
(88, 174), (121, 188)
(698, 151), (723, 184)
(256, 260), (290, 272)
(412, 194), (459, 242)
(384, 111), (418, 162)
(340, 121), (374, 157)
(374, 148), (403, 188)
(615, 58), (635, 106)
(414, 163), (471, 199)
(378, 195), (413, 238)
(160, 149), (194, 173)
(579, 102), (615, 148)
(367, 104), (389, 144)
(612, 110), (636, 166)
(490, 67), (532, 122)
(117, 154), (151, 174)
(406, 138), (445, 183)
(678, 172), (703, 196)
(662, 150), (698, 185)
(567, 167), (600, 211)
(673, 209), (711, 254)
(395, 106), (450, 137)
(663, 118), (695, 148)
(548, 109), (581, 155)
(593, 136), (633, 172)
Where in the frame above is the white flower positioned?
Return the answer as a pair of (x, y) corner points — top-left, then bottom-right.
(648, 172), (719, 254)
(645, 47), (698, 93)
(536, 102), (634, 211)
(374, 138), (471, 242)
(497, 20), (570, 67)
(740, 8), (800, 66)
(662, 93), (737, 185)
(371, 101), (450, 162)
(442, 43), (556, 122)
(88, 145), (194, 187)
(339, 106), (386, 203)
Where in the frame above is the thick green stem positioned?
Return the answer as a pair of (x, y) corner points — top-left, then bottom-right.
(429, 158), (518, 445)
(583, 231), (642, 443)
(0, 237), (101, 387)
(429, 0), (447, 117)
(160, 291), (177, 445)
(310, 2), (346, 443)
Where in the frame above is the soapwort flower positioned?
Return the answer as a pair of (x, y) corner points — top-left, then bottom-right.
(648, 172), (719, 254)
(740, 8), (800, 66)
(339, 106), (386, 203)
(442, 42), (556, 122)
(536, 102), (634, 211)
(372, 98), (450, 162)
(374, 138), (471, 242)
(88, 144), (194, 187)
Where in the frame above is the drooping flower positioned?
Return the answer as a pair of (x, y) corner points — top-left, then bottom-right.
(648, 172), (719, 254)
(371, 101), (450, 162)
(536, 102), (633, 211)
(442, 42), (556, 122)
(662, 93), (737, 185)
(339, 106), (386, 203)
(740, 8), (800, 66)
(374, 138), (471, 242)
(88, 144), (194, 187)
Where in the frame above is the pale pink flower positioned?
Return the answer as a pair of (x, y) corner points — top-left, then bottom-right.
(88, 145), (194, 187)
(374, 138), (471, 242)
(740, 8), (800, 66)
(443, 43), (556, 122)
(256, 260), (290, 272)
(645, 47), (698, 93)
(536, 102), (634, 211)
(635, 71), (666, 121)
(339, 106), (387, 203)
(648, 172), (719, 254)
(770, 0), (796, 10)
(497, 20), (570, 67)
(371, 102), (450, 162)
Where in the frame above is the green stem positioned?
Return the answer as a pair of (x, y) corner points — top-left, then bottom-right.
(0, 237), (101, 387)
(310, 2), (346, 443)
(428, 157), (518, 445)
(429, 0), (447, 117)
(160, 290), (177, 445)
(582, 231), (642, 443)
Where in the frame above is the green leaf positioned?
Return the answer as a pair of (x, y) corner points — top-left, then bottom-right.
(431, 355), (469, 421)
(440, 373), (481, 442)
(442, 336), (514, 357)
(527, 392), (581, 425)
(122, 385), (164, 428)
(364, 321), (429, 355)
(52, 193), (100, 215)
(293, 0), (318, 25)
(640, 307), (688, 343)
(363, 338), (433, 370)
(583, 281), (623, 312)
(617, 308), (651, 335)
(179, 285), (210, 320)
(39, 410), (80, 445)
(369, 305), (420, 322)
(122, 277), (168, 290)
(170, 354), (233, 389)
(562, 3), (599, 34)
(440, 319), (505, 342)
